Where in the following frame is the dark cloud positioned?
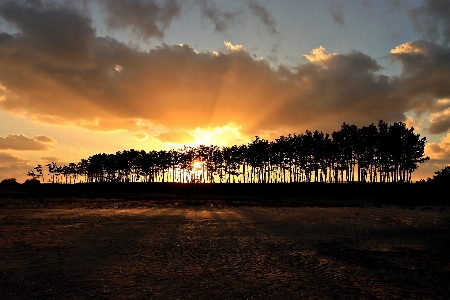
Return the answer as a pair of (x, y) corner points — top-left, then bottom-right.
(0, 28), (412, 136)
(391, 41), (450, 99)
(197, 0), (242, 32)
(0, 1), (449, 139)
(100, 0), (182, 40)
(247, 0), (277, 35)
(428, 110), (450, 134)
(328, 1), (344, 26)
(0, 134), (56, 150)
(391, 40), (450, 133)
(0, 0), (95, 68)
(264, 50), (408, 133)
(409, 0), (450, 45)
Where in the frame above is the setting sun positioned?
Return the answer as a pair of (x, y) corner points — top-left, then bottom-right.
(193, 160), (203, 170)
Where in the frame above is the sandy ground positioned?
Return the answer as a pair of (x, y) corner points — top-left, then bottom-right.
(0, 200), (449, 299)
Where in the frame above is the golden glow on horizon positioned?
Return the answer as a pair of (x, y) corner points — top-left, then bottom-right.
(158, 123), (251, 149)
(188, 123), (248, 147)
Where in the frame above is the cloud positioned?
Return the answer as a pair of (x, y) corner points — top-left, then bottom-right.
(0, 151), (29, 166)
(196, 0), (279, 37)
(429, 108), (450, 134)
(40, 157), (73, 171)
(391, 41), (450, 99)
(411, 158), (450, 181)
(409, 0), (450, 45)
(34, 135), (55, 143)
(431, 98), (450, 112)
(426, 133), (450, 159)
(328, 1), (344, 26)
(156, 131), (195, 145)
(2, 1), (450, 141)
(247, 0), (278, 35)
(197, 0), (242, 32)
(188, 123), (249, 147)
(0, 0), (95, 68)
(100, 0), (182, 40)
(134, 132), (149, 141)
(0, 134), (56, 150)
(0, 152), (32, 182)
(41, 156), (69, 165)
(303, 46), (337, 64)
(224, 40), (246, 52)
(0, 0), (414, 137)
(391, 41), (450, 133)
(404, 115), (422, 132)
(0, 16), (416, 137)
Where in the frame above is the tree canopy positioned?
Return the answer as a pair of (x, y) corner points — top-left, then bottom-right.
(427, 166), (450, 183)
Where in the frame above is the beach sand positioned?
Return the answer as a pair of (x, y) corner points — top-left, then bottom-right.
(1, 198), (449, 299)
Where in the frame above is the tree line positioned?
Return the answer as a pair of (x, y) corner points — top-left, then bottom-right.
(27, 121), (429, 184)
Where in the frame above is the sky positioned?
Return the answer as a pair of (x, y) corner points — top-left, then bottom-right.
(1, 0), (450, 182)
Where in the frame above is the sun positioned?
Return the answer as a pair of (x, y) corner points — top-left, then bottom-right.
(193, 161), (203, 170)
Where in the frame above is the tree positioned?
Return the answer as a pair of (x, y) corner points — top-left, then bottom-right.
(428, 166), (450, 183)
(0, 178), (19, 187)
(34, 164), (43, 182)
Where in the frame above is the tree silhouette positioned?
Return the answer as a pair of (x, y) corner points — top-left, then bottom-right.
(27, 120), (430, 184)
(428, 166), (450, 183)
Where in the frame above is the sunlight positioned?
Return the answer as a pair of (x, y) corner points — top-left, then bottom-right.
(193, 160), (203, 170)
(188, 123), (249, 147)
(390, 42), (423, 54)
(224, 41), (246, 52)
(303, 46), (336, 63)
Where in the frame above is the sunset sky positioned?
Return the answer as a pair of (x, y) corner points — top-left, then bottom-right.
(1, 0), (450, 182)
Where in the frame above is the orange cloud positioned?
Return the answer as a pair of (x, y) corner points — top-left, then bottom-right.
(303, 46), (337, 64)
(426, 133), (450, 160)
(0, 152), (32, 181)
(0, 133), (56, 151)
(156, 131), (195, 145)
(40, 156), (72, 167)
(134, 132), (149, 141)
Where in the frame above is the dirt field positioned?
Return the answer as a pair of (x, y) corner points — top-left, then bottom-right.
(1, 199), (449, 299)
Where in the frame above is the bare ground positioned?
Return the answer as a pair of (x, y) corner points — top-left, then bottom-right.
(0, 198), (449, 299)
